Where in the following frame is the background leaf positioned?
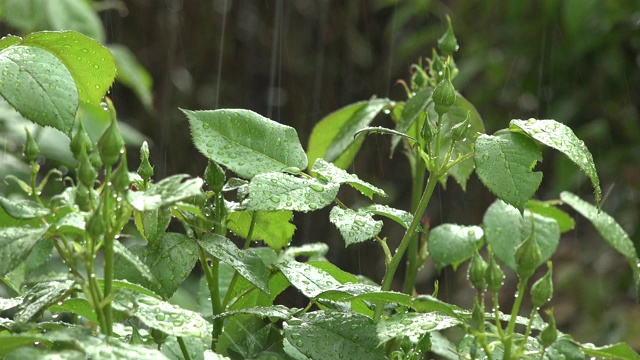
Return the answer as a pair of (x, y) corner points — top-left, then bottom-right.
(183, 108), (307, 179)
(328, 206), (383, 246)
(227, 210), (296, 250)
(44, 0), (105, 42)
(108, 44), (153, 109)
(247, 172), (339, 212)
(391, 87), (432, 153)
(526, 200), (575, 233)
(428, 224), (483, 270)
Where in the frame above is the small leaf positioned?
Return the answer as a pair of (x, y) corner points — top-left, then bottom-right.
(127, 174), (203, 211)
(391, 87), (433, 153)
(276, 261), (341, 298)
(511, 119), (601, 205)
(355, 126), (418, 144)
(377, 312), (462, 344)
(48, 298), (98, 324)
(183, 108), (307, 179)
(312, 158), (386, 198)
(227, 210), (296, 250)
(0, 197), (49, 219)
(246, 172), (339, 213)
(307, 98), (391, 170)
(526, 200), (575, 233)
(284, 310), (386, 360)
(561, 191), (640, 293)
(474, 131), (542, 212)
(329, 206), (383, 246)
(359, 204), (414, 229)
(15, 280), (75, 322)
(428, 224), (483, 270)
(0, 226), (47, 275)
(582, 342), (640, 360)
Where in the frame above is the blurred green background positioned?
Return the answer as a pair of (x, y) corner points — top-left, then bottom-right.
(1, 0), (639, 348)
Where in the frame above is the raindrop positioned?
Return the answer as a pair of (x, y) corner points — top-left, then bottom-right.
(295, 340), (303, 347)
(290, 333), (301, 340)
(270, 195), (280, 203)
(275, 139), (282, 146)
(309, 183), (324, 192)
(2, 69), (8, 75)
(155, 314), (166, 321)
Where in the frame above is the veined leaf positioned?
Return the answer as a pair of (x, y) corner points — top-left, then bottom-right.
(329, 206), (383, 246)
(246, 172), (338, 212)
(312, 158), (386, 199)
(15, 280), (75, 322)
(0, 226), (47, 276)
(474, 131), (542, 212)
(276, 261), (341, 298)
(183, 108), (307, 179)
(359, 204), (414, 229)
(391, 87), (433, 153)
(0, 197), (49, 219)
(511, 119), (601, 205)
(428, 224), (484, 270)
(48, 298), (98, 324)
(113, 241), (156, 285)
(127, 174), (203, 211)
(582, 342), (640, 360)
(213, 305), (298, 320)
(377, 312), (462, 344)
(227, 210), (296, 250)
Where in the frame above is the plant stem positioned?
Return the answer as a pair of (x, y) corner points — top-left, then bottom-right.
(199, 247), (223, 347)
(223, 212), (257, 306)
(401, 155), (426, 294)
(101, 167), (114, 337)
(177, 336), (192, 360)
(375, 172), (439, 320)
(503, 278), (528, 359)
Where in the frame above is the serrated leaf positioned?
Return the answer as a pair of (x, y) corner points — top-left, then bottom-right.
(0, 226), (47, 275)
(113, 241), (156, 285)
(139, 206), (172, 243)
(561, 191), (640, 293)
(483, 200), (560, 271)
(198, 233), (270, 296)
(276, 261), (341, 298)
(391, 87), (433, 153)
(183, 108), (307, 179)
(359, 204), (414, 229)
(108, 44), (153, 109)
(582, 342), (640, 360)
(15, 280), (75, 322)
(377, 312), (462, 344)
(307, 98), (391, 170)
(328, 206), (383, 246)
(213, 305), (298, 320)
(246, 172), (338, 212)
(216, 315), (283, 358)
(280, 243), (329, 262)
(428, 224), (484, 270)
(526, 200), (575, 233)
(127, 174), (203, 211)
(227, 210), (296, 250)
(0, 45), (77, 135)
(0, 197), (49, 219)
(312, 158), (386, 198)
(284, 310), (386, 360)
(511, 119), (601, 205)
(113, 290), (211, 340)
(474, 131), (542, 212)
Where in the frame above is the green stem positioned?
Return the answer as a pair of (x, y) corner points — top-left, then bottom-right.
(492, 292), (504, 339)
(375, 172), (439, 320)
(29, 161), (44, 206)
(222, 212), (257, 306)
(177, 336), (192, 360)
(199, 247), (223, 347)
(102, 167), (114, 337)
(401, 156), (426, 294)
(503, 278), (528, 359)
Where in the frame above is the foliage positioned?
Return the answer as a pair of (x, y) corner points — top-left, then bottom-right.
(0, 12), (638, 360)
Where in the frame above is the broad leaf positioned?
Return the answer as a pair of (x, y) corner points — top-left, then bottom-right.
(0, 45), (77, 135)
(483, 200), (560, 271)
(284, 310), (386, 360)
(277, 261), (341, 298)
(560, 191), (640, 292)
(127, 174), (203, 211)
(0, 197), (49, 219)
(112, 241), (156, 285)
(198, 233), (270, 296)
(213, 305), (297, 321)
(138, 206), (172, 243)
(511, 119), (601, 205)
(328, 206), (383, 246)
(246, 172), (339, 212)
(216, 315), (284, 358)
(0, 226), (47, 275)
(391, 87), (433, 153)
(15, 280), (75, 322)
(359, 204), (414, 229)
(377, 312), (462, 344)
(582, 342), (640, 360)
(307, 98), (391, 170)
(312, 158), (386, 199)
(428, 224), (484, 270)
(183, 108), (307, 179)
(227, 210), (296, 250)
(474, 131), (542, 212)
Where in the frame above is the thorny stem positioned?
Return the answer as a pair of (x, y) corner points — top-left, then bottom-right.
(503, 278), (528, 359)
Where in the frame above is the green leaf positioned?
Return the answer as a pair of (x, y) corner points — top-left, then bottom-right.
(44, 0), (105, 42)
(526, 200), (575, 233)
(246, 172), (339, 212)
(198, 234), (270, 295)
(391, 87), (433, 153)
(227, 210), (296, 250)
(0, 226), (47, 275)
(312, 158), (386, 199)
(359, 204), (414, 229)
(0, 197), (49, 219)
(139, 206), (172, 243)
(22, 31), (116, 106)
(377, 312), (462, 344)
(483, 200), (560, 271)
(328, 206), (383, 246)
(0, 334), (46, 356)
(107, 279), (161, 299)
(355, 126), (418, 144)
(560, 191), (640, 293)
(113, 241), (157, 285)
(114, 232), (198, 299)
(511, 119), (601, 205)
(280, 243), (329, 262)
(474, 131), (542, 212)
(112, 290), (211, 340)
(0, 45), (77, 135)
(276, 261), (341, 298)
(582, 342), (640, 360)
(161, 336), (206, 360)
(216, 315), (283, 358)
(183, 108), (307, 179)
(428, 224), (483, 270)
(15, 280), (75, 322)
(5, 347), (85, 359)
(108, 44), (153, 109)
(127, 174), (204, 211)
(1, 0), (47, 33)
(214, 305), (298, 320)
(307, 98), (391, 169)
(284, 310), (386, 360)
(308, 261), (359, 284)
(48, 298), (98, 324)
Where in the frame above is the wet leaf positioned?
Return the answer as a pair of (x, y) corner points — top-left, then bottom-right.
(127, 174), (203, 211)
(227, 210), (296, 250)
(138, 206), (172, 243)
(183, 108), (307, 179)
(198, 233), (270, 296)
(15, 280), (75, 322)
(113, 241), (156, 285)
(474, 131), (542, 212)
(526, 200), (575, 233)
(312, 158), (386, 199)
(216, 315), (283, 358)
(511, 119), (601, 206)
(277, 261), (341, 298)
(48, 298), (98, 325)
(284, 310), (386, 360)
(391, 87), (433, 153)
(0, 197), (49, 219)
(213, 305), (298, 321)
(0, 226), (47, 275)
(246, 172), (339, 213)
(377, 312), (462, 344)
(307, 98), (391, 170)
(561, 191), (640, 294)
(428, 224), (483, 270)
(329, 206), (383, 246)
(359, 204), (414, 229)
(582, 342), (640, 360)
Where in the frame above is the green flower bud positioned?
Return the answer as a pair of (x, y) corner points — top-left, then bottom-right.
(75, 183), (92, 212)
(137, 141), (154, 182)
(437, 15), (459, 56)
(531, 261), (553, 308)
(97, 99), (124, 167)
(86, 211), (104, 240)
(515, 233), (541, 280)
(420, 113), (434, 143)
(429, 48), (446, 84)
(539, 310), (558, 348)
(471, 298), (484, 326)
(468, 249), (488, 291)
(410, 64), (429, 92)
(432, 62), (456, 116)
(23, 127), (40, 162)
(204, 160), (225, 192)
(70, 120), (93, 159)
(77, 149), (97, 188)
(111, 153), (131, 194)
(451, 111), (471, 141)
(486, 252), (505, 293)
